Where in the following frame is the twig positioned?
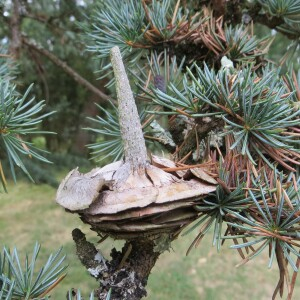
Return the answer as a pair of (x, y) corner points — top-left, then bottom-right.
(287, 251), (300, 300)
(22, 37), (114, 103)
(9, 0), (22, 59)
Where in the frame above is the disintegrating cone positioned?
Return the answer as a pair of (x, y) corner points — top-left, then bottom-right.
(56, 155), (216, 239)
(56, 46), (217, 239)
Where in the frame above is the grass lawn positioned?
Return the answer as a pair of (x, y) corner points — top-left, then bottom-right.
(1, 180), (300, 299)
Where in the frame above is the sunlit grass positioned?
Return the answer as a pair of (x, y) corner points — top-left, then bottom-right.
(1, 180), (300, 299)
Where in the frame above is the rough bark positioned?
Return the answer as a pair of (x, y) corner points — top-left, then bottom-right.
(168, 115), (224, 162)
(211, 0), (226, 17)
(110, 46), (148, 172)
(9, 0), (22, 59)
(72, 228), (100, 270)
(72, 229), (161, 300)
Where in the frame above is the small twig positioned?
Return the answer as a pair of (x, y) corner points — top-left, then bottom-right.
(9, 0), (22, 59)
(97, 235), (109, 244)
(38, 274), (67, 298)
(161, 162), (214, 173)
(287, 251), (300, 300)
(23, 37), (114, 103)
(118, 243), (133, 270)
(178, 151), (192, 164)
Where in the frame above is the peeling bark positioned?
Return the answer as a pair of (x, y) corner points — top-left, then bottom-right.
(72, 228), (101, 270)
(169, 116), (224, 162)
(72, 229), (161, 300)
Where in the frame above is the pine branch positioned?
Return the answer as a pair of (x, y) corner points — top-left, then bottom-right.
(195, 0), (299, 40)
(22, 37), (114, 103)
(228, 1), (299, 39)
(21, 11), (49, 23)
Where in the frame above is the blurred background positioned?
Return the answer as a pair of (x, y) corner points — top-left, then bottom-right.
(1, 0), (300, 299)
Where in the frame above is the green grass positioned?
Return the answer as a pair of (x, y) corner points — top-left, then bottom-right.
(1, 180), (300, 299)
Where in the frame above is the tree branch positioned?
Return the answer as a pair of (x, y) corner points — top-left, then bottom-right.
(21, 11), (49, 23)
(72, 228), (161, 300)
(22, 37), (114, 103)
(197, 0), (299, 40)
(9, 0), (22, 59)
(223, 1), (299, 40)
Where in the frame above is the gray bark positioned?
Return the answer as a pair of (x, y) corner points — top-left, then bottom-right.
(110, 46), (148, 172)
